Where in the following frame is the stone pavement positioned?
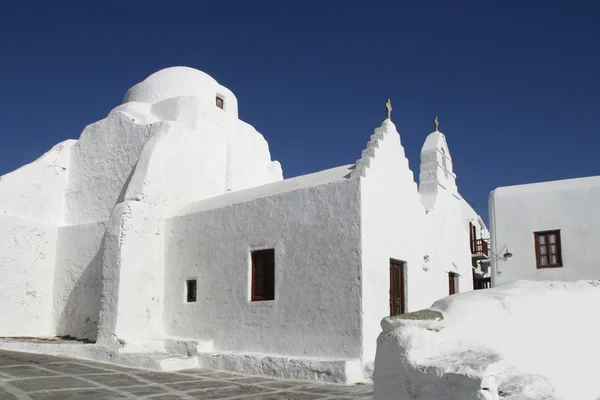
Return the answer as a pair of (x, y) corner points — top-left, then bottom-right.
(0, 350), (373, 399)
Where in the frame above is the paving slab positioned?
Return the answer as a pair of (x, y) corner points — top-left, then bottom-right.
(9, 376), (97, 392)
(0, 349), (373, 399)
(27, 388), (126, 400)
(0, 365), (61, 378)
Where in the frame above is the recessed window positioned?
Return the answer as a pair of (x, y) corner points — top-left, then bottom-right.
(448, 272), (458, 295)
(186, 279), (197, 302)
(390, 260), (406, 316)
(216, 96), (224, 110)
(251, 249), (275, 301)
(535, 230), (562, 268)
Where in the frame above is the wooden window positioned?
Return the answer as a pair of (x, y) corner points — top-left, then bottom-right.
(535, 230), (562, 268)
(251, 249), (275, 301)
(390, 260), (406, 316)
(186, 279), (197, 302)
(448, 272), (458, 295)
(216, 96), (224, 109)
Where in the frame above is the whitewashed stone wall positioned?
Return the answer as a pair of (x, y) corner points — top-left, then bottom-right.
(0, 67), (282, 343)
(0, 141), (74, 336)
(165, 167), (361, 358)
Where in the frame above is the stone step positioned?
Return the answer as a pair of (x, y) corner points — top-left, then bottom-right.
(123, 352), (199, 371)
(0, 340), (198, 372)
(164, 336), (213, 356)
(117, 339), (164, 354)
(116, 337), (213, 356)
(198, 351), (365, 384)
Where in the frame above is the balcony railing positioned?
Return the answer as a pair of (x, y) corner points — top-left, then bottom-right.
(471, 238), (489, 257)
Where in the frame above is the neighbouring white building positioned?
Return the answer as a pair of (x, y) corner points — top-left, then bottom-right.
(489, 176), (600, 286)
(0, 67), (487, 382)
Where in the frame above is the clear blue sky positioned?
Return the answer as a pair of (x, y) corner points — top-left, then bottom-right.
(1, 1), (598, 219)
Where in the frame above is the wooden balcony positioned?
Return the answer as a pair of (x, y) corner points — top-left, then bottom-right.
(471, 238), (489, 260)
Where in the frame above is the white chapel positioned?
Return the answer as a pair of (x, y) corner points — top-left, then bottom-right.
(0, 67), (489, 383)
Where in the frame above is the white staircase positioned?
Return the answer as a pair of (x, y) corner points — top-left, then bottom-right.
(110, 336), (213, 371)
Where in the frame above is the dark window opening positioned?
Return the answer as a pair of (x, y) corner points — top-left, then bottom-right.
(390, 260), (406, 316)
(186, 279), (197, 302)
(216, 96), (224, 109)
(252, 249), (275, 301)
(535, 230), (562, 268)
(449, 272), (458, 295)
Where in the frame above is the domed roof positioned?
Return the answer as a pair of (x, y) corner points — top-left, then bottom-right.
(123, 67), (222, 105)
(421, 130), (450, 159)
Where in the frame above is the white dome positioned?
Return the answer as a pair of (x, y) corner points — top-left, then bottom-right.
(123, 67), (223, 105)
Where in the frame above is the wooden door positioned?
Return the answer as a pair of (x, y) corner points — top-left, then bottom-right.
(390, 261), (405, 316)
(449, 272), (457, 295)
(469, 222), (477, 252)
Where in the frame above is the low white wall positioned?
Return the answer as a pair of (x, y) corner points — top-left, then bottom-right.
(53, 221), (106, 341)
(490, 176), (600, 285)
(0, 216), (57, 336)
(164, 178), (362, 359)
(373, 280), (600, 400)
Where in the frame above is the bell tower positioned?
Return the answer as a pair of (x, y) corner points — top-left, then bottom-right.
(419, 116), (458, 211)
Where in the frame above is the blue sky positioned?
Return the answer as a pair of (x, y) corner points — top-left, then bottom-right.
(1, 1), (598, 219)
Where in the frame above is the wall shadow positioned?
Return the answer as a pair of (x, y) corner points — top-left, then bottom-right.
(55, 234), (105, 342)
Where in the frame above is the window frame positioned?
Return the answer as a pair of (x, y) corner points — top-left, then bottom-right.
(215, 96), (225, 110)
(186, 279), (197, 303)
(251, 249), (275, 302)
(534, 230), (563, 269)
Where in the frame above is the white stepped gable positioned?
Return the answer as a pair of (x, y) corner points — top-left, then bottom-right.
(351, 119), (394, 178)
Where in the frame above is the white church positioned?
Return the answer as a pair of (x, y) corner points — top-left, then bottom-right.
(0, 67), (488, 383)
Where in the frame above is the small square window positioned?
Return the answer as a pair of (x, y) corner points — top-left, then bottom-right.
(216, 96), (224, 110)
(186, 279), (197, 302)
(534, 230), (562, 268)
(251, 249), (275, 301)
(448, 272), (458, 295)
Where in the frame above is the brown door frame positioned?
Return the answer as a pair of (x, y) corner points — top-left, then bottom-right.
(448, 272), (458, 295)
(390, 259), (406, 316)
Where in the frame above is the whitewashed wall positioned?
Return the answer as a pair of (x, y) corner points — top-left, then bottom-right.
(64, 113), (157, 226)
(356, 121), (480, 365)
(0, 66), (282, 344)
(421, 194), (473, 298)
(97, 102), (281, 345)
(78, 67), (283, 345)
(419, 130), (474, 299)
(460, 198), (489, 240)
(490, 176), (600, 285)
(164, 175), (362, 359)
(0, 217), (57, 336)
(0, 140), (73, 336)
(53, 221), (105, 341)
